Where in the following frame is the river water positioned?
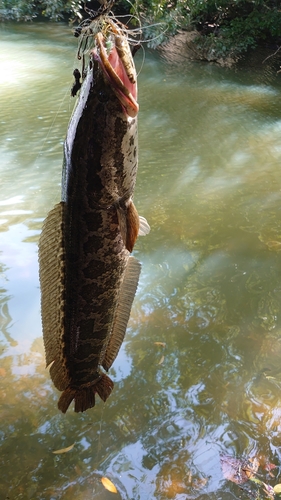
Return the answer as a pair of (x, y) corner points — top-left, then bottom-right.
(1, 22), (281, 500)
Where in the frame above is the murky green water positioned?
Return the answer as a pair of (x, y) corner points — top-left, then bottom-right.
(1, 21), (281, 500)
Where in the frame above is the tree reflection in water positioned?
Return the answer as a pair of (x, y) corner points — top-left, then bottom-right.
(1, 22), (281, 500)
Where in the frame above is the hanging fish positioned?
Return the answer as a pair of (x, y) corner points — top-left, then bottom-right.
(38, 21), (149, 413)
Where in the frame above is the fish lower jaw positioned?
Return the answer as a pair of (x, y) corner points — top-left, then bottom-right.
(92, 33), (139, 118)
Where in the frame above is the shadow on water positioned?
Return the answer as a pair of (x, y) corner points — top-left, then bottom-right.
(1, 22), (281, 499)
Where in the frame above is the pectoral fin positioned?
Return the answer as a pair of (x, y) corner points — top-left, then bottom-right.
(138, 215), (150, 236)
(38, 202), (70, 392)
(117, 199), (150, 252)
(102, 256), (141, 371)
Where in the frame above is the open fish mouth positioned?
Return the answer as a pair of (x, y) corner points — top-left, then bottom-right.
(92, 27), (139, 118)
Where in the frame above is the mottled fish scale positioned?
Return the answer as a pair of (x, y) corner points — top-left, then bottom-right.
(39, 23), (149, 413)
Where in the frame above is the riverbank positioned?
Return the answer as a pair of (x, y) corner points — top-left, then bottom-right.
(159, 30), (237, 68)
(160, 29), (281, 70)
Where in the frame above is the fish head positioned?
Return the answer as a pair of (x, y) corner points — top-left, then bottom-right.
(91, 28), (139, 118)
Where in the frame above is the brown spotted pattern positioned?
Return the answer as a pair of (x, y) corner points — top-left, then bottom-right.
(41, 56), (140, 413)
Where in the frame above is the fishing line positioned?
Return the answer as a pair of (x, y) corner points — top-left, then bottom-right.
(127, 22), (170, 47)
(73, 0), (167, 59)
(112, 0), (168, 47)
(135, 43), (146, 79)
(120, 0), (170, 45)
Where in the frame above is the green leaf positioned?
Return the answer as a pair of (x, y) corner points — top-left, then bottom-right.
(249, 477), (263, 485)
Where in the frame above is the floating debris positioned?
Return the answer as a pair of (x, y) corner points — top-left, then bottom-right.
(154, 342), (166, 347)
(52, 443), (75, 454)
(101, 477), (118, 493)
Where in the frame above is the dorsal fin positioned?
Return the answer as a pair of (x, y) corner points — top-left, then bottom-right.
(38, 202), (70, 391)
(102, 256), (141, 371)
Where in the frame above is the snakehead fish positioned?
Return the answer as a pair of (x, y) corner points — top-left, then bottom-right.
(38, 21), (149, 413)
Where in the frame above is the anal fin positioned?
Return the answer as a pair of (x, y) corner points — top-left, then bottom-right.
(38, 202), (69, 392)
(102, 256), (141, 371)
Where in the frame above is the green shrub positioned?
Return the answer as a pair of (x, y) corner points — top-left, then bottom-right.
(0, 0), (82, 21)
(1, 0), (281, 61)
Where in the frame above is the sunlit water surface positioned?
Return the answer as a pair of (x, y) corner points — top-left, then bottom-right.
(1, 23), (281, 500)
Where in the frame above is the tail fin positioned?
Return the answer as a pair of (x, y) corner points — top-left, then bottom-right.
(57, 374), (114, 413)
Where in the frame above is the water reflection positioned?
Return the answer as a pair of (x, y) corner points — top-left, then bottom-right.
(1, 21), (281, 500)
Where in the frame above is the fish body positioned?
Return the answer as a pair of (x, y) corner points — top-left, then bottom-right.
(39, 25), (149, 413)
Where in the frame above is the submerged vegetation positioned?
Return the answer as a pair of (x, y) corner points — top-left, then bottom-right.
(1, 1), (281, 63)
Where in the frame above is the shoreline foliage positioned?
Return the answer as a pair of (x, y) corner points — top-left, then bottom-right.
(1, 1), (281, 62)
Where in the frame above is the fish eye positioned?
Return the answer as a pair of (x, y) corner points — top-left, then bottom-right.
(98, 89), (109, 103)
